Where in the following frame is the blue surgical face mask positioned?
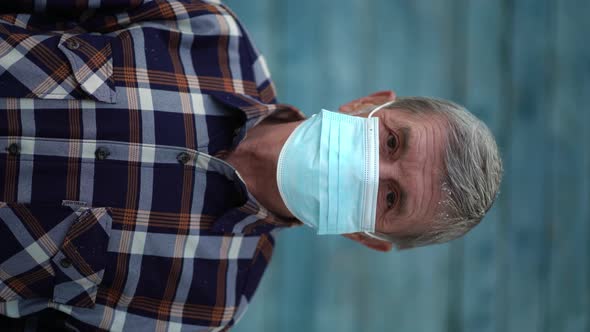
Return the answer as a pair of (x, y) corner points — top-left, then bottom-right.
(276, 101), (393, 238)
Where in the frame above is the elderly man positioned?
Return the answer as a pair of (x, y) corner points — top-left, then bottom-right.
(0, 0), (502, 331)
(224, 90), (502, 252)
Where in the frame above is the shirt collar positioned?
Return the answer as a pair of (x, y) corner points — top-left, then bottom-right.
(204, 94), (306, 235)
(212, 185), (303, 236)
(204, 140), (303, 235)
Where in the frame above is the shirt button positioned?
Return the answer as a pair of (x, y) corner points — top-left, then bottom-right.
(60, 258), (72, 268)
(177, 152), (192, 164)
(95, 147), (111, 160)
(5, 143), (20, 156)
(66, 39), (80, 50)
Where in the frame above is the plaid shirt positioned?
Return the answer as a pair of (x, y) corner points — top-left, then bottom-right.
(0, 0), (305, 331)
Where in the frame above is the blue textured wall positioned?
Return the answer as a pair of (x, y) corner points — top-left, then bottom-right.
(224, 1), (590, 331)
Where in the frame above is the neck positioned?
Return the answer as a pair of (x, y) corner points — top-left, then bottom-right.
(222, 118), (304, 220)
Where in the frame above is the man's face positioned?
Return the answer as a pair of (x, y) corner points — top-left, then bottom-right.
(355, 106), (448, 242)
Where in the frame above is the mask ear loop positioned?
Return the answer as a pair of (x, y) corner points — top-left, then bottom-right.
(368, 100), (396, 118)
(363, 231), (395, 242)
(364, 99), (397, 243)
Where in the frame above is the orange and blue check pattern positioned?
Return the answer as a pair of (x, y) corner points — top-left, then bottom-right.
(0, 1), (305, 330)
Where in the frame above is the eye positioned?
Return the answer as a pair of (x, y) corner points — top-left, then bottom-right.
(387, 133), (399, 152)
(386, 191), (397, 209)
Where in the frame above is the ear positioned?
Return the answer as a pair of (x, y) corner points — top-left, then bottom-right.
(342, 233), (394, 252)
(338, 90), (397, 114)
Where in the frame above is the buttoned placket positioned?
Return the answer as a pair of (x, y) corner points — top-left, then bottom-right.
(91, 146), (196, 165)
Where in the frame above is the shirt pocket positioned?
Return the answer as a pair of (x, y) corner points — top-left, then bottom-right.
(0, 201), (112, 308)
(0, 23), (117, 103)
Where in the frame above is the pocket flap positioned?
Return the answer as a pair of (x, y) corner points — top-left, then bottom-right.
(51, 207), (112, 307)
(0, 23), (117, 103)
(57, 34), (116, 103)
(0, 201), (112, 308)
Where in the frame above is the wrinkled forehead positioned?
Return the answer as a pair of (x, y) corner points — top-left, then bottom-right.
(382, 108), (451, 235)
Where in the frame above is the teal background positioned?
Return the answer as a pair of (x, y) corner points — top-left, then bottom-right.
(224, 0), (590, 331)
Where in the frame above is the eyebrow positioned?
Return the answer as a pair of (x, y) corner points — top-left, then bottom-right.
(398, 126), (411, 158)
(394, 126), (411, 216)
(397, 186), (407, 216)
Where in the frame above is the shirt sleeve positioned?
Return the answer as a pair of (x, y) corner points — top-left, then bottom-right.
(0, 0), (144, 13)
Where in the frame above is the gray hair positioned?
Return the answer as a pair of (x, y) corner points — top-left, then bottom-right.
(366, 97), (503, 250)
